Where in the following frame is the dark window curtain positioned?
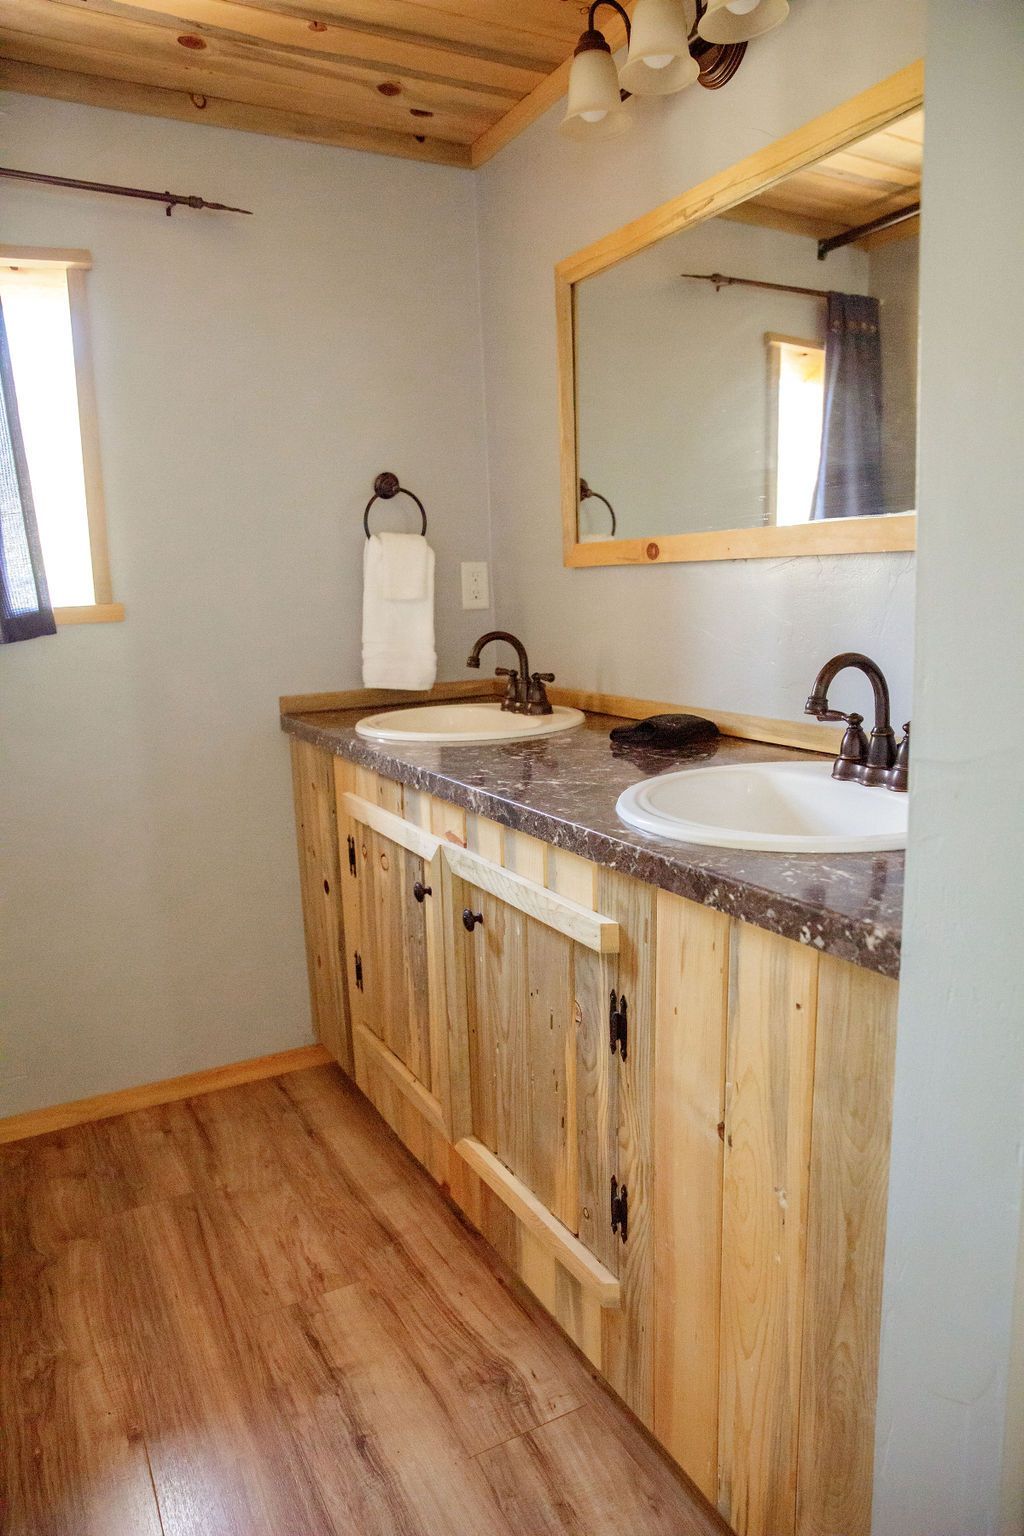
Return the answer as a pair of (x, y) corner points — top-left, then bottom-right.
(0, 298), (56, 643)
(811, 291), (885, 520)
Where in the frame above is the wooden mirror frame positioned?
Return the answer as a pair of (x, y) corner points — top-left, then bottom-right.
(557, 61), (924, 569)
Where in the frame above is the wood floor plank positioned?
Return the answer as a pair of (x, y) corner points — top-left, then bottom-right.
(476, 1399), (729, 1536)
(1, 1062), (725, 1536)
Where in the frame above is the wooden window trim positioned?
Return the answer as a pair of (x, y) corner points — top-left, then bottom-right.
(0, 245), (123, 625)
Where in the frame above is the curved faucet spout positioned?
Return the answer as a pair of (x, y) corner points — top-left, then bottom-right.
(805, 651), (898, 787)
(805, 651), (892, 733)
(466, 630), (532, 713)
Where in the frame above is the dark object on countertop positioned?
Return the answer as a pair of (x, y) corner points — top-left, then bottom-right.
(609, 714), (721, 749)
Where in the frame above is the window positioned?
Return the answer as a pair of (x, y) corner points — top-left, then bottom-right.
(765, 333), (826, 528)
(0, 248), (121, 623)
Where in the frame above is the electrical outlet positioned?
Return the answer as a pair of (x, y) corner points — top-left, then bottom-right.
(461, 561), (489, 610)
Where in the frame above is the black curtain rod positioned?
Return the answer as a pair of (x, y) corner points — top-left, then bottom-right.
(0, 167), (253, 216)
(817, 200), (920, 260)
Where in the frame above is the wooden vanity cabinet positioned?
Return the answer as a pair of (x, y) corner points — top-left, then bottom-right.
(289, 744), (899, 1536)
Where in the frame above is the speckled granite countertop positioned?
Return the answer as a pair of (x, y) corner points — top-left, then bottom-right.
(281, 705), (903, 978)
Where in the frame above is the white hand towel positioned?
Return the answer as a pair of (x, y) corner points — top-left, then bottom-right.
(362, 533), (437, 691)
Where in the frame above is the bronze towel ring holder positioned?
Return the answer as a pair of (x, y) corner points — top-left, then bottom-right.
(363, 472), (427, 538)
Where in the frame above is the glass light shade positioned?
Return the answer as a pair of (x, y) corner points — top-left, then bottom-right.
(696, 0), (789, 43)
(619, 0), (700, 95)
(561, 42), (632, 138)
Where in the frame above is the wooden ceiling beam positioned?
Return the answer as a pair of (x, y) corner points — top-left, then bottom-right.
(0, 56), (472, 162)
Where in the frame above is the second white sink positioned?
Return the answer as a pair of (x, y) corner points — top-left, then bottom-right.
(616, 759), (907, 853)
(356, 701), (585, 744)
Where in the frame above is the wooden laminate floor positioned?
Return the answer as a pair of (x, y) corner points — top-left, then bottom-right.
(0, 1064), (725, 1536)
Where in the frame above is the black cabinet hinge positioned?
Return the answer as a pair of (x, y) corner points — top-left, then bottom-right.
(610, 1176), (628, 1243)
(347, 835), (356, 876)
(354, 952), (363, 992)
(609, 991), (628, 1060)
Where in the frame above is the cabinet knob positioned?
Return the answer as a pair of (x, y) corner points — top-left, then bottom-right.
(412, 881), (432, 903)
(462, 908), (484, 932)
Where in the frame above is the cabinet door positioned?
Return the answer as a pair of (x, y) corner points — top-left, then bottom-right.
(338, 789), (452, 1140)
(443, 845), (623, 1303)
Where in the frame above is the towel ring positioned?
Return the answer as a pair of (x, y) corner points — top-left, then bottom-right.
(363, 471), (427, 539)
(579, 478), (617, 536)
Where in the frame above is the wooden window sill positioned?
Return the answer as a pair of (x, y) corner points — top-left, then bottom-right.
(54, 603), (126, 625)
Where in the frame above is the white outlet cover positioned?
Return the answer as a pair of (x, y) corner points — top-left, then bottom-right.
(460, 561), (490, 610)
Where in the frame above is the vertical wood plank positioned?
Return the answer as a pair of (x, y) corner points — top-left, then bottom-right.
(795, 957), (899, 1536)
(430, 795), (467, 844)
(719, 921), (819, 1536)
(545, 846), (596, 908)
(573, 945), (618, 1273)
(524, 919), (576, 1229)
(290, 738), (351, 1072)
(653, 891), (729, 1502)
(466, 813), (506, 863)
(596, 867), (658, 1427)
(503, 830), (547, 883)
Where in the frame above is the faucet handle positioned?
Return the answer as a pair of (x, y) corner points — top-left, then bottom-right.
(525, 672), (555, 716)
(885, 722), (910, 793)
(495, 666), (521, 713)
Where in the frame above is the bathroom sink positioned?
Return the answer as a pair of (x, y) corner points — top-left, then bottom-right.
(355, 701), (586, 744)
(616, 759), (907, 853)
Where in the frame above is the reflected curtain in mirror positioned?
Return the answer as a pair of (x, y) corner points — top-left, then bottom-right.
(812, 291), (884, 521)
(0, 299), (56, 643)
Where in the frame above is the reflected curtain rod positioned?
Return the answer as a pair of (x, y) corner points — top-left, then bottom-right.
(0, 166), (253, 217)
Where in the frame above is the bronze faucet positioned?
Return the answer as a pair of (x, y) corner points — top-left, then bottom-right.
(804, 652), (909, 792)
(466, 630), (555, 715)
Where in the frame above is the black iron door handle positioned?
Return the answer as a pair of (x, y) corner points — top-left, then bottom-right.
(412, 881), (432, 903)
(462, 908), (484, 932)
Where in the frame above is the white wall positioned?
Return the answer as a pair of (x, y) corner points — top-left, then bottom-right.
(0, 94), (493, 1116)
(872, 4), (1024, 1531)
(474, 0), (923, 729)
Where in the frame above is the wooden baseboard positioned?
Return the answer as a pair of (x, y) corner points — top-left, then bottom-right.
(546, 686), (844, 755)
(0, 1043), (332, 1146)
(279, 678), (503, 715)
(279, 677), (840, 752)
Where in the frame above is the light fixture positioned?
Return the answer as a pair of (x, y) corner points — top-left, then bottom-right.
(697, 0), (789, 44)
(561, 0), (785, 140)
(619, 0), (699, 96)
(561, 22), (632, 139)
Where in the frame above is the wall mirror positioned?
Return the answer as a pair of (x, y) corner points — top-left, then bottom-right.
(557, 63), (923, 566)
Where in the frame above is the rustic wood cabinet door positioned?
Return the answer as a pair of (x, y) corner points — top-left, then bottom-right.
(443, 849), (624, 1299)
(337, 790), (453, 1141)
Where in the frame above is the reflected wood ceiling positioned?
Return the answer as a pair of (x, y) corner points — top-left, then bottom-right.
(0, 0), (634, 168)
(724, 109), (924, 248)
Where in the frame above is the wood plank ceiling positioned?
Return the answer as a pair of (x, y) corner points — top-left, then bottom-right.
(728, 109), (923, 247)
(0, 0), (634, 168)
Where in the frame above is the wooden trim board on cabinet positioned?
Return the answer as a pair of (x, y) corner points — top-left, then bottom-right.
(342, 791), (443, 863)
(455, 1135), (621, 1306)
(445, 841), (620, 954)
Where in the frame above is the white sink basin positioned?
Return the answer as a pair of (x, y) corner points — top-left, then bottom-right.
(616, 759), (907, 853)
(355, 701), (586, 744)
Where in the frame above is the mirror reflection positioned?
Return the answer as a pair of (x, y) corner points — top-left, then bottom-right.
(575, 111), (922, 543)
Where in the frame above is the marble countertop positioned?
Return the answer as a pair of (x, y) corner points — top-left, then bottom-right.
(281, 705), (903, 978)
